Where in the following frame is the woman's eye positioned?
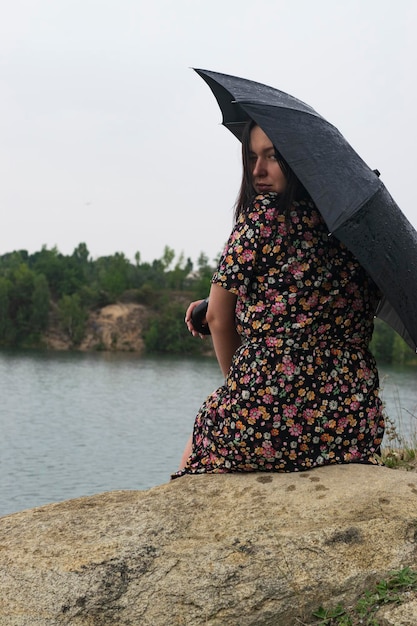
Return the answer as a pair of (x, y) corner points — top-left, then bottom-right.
(268, 153), (277, 161)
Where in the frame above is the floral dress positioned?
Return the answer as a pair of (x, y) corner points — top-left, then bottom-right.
(174, 193), (384, 477)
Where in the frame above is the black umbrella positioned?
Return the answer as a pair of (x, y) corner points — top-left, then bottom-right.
(194, 68), (417, 352)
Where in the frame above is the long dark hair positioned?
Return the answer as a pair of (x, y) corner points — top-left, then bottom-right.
(234, 120), (309, 222)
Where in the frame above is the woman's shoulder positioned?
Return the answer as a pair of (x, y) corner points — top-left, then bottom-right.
(241, 193), (280, 223)
(243, 193), (317, 222)
(248, 193), (316, 211)
(251, 192), (279, 207)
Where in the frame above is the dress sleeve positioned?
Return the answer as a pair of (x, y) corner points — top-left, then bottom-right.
(211, 193), (278, 296)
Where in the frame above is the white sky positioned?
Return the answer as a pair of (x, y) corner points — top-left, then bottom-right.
(1, 0), (416, 266)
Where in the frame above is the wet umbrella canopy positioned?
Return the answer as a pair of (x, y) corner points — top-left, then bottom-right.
(195, 68), (417, 352)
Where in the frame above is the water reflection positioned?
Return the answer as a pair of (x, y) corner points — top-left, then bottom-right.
(0, 351), (222, 516)
(378, 365), (417, 440)
(0, 350), (415, 517)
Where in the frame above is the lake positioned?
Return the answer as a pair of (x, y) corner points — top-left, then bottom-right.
(1, 350), (416, 517)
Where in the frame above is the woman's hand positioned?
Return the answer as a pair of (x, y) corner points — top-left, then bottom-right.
(185, 300), (206, 337)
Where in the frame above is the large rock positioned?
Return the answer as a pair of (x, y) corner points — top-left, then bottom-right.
(43, 303), (149, 352)
(1, 464), (417, 625)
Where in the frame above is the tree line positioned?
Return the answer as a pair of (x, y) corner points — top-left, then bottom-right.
(0, 243), (213, 353)
(0, 242), (414, 365)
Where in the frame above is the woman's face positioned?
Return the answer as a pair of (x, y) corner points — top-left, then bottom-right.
(249, 126), (287, 194)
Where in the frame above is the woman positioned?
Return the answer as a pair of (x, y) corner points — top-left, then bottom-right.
(173, 121), (384, 477)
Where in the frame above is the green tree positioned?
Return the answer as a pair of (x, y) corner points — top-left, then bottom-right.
(391, 333), (413, 365)
(72, 242), (90, 266)
(10, 263), (36, 342)
(96, 252), (131, 300)
(0, 250), (29, 275)
(0, 276), (14, 344)
(31, 246), (64, 297)
(57, 294), (87, 345)
(189, 251), (217, 298)
(167, 252), (193, 290)
(144, 299), (204, 355)
(160, 245), (175, 271)
(31, 273), (50, 332)
(31, 245), (86, 298)
(370, 319), (395, 364)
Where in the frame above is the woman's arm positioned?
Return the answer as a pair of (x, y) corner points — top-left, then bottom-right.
(206, 283), (241, 377)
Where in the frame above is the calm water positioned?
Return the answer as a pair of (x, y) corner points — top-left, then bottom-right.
(0, 350), (416, 517)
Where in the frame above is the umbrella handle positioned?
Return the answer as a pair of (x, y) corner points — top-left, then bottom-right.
(191, 297), (210, 335)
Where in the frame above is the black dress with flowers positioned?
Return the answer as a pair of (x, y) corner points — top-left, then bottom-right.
(174, 193), (384, 477)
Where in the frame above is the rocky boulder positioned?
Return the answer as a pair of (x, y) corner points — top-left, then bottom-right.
(1, 464), (417, 625)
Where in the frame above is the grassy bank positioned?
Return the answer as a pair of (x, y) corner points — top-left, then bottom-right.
(380, 393), (417, 470)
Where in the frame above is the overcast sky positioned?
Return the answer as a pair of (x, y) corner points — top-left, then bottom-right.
(1, 0), (416, 266)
